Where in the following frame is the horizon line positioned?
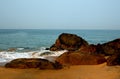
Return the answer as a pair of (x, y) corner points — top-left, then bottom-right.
(0, 28), (120, 30)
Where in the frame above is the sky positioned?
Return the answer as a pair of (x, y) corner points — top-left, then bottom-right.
(0, 0), (120, 29)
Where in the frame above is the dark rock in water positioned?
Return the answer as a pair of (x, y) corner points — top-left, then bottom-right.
(101, 38), (120, 55)
(5, 58), (63, 69)
(56, 51), (106, 65)
(107, 50), (120, 66)
(8, 48), (17, 52)
(45, 48), (50, 50)
(40, 52), (53, 56)
(50, 33), (88, 51)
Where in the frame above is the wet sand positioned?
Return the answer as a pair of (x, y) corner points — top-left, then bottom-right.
(0, 63), (120, 79)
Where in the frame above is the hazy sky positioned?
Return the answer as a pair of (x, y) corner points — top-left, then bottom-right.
(0, 0), (120, 29)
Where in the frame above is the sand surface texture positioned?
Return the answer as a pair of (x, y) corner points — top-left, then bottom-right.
(0, 63), (120, 79)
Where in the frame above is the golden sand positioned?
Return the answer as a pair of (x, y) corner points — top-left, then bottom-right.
(0, 63), (120, 79)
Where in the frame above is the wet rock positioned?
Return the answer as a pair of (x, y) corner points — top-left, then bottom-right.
(5, 58), (63, 69)
(56, 51), (106, 65)
(50, 33), (88, 51)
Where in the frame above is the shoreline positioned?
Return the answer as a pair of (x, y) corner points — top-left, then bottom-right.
(0, 63), (120, 79)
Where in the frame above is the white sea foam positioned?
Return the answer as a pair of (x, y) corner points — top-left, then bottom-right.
(0, 50), (67, 62)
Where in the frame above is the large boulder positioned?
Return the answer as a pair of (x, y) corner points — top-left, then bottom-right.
(56, 52), (106, 65)
(5, 58), (63, 69)
(101, 38), (120, 55)
(50, 33), (88, 51)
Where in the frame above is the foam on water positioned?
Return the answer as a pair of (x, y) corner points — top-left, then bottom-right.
(0, 50), (67, 62)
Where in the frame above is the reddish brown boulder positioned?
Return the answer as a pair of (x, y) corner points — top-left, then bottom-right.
(5, 58), (63, 69)
(101, 38), (120, 55)
(50, 33), (88, 51)
(56, 52), (106, 65)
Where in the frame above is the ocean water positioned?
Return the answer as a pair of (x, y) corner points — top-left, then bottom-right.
(0, 29), (120, 63)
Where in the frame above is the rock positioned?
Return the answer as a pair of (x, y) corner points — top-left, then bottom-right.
(56, 52), (106, 65)
(5, 58), (63, 69)
(40, 52), (53, 56)
(78, 44), (97, 55)
(45, 48), (50, 50)
(101, 38), (120, 55)
(50, 33), (88, 51)
(78, 38), (120, 56)
(78, 44), (105, 55)
(8, 48), (17, 52)
(107, 50), (120, 66)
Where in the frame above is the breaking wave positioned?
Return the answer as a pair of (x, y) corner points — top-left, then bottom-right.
(0, 47), (67, 63)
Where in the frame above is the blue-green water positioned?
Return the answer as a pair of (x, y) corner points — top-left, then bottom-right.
(0, 29), (120, 50)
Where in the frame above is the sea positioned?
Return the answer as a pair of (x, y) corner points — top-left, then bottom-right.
(0, 29), (120, 64)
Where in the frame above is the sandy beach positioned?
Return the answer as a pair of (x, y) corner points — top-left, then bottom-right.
(0, 63), (119, 79)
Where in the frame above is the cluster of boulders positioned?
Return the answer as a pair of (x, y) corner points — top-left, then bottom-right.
(50, 33), (120, 66)
(5, 33), (120, 69)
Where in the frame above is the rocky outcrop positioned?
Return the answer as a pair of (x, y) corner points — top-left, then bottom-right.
(50, 33), (88, 51)
(101, 38), (120, 55)
(79, 38), (120, 56)
(78, 45), (96, 55)
(50, 33), (120, 66)
(78, 44), (104, 55)
(56, 51), (106, 65)
(5, 58), (63, 69)
(107, 50), (120, 66)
